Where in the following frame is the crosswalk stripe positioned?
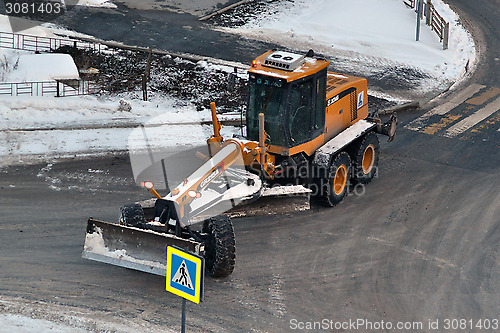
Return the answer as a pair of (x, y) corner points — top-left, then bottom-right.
(420, 114), (462, 135)
(405, 83), (485, 131)
(443, 96), (500, 138)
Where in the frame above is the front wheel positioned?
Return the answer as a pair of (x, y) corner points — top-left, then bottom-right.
(119, 203), (145, 227)
(202, 215), (236, 277)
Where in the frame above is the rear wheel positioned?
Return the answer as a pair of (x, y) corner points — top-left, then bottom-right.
(119, 204), (145, 227)
(350, 132), (379, 184)
(202, 215), (236, 277)
(317, 151), (351, 207)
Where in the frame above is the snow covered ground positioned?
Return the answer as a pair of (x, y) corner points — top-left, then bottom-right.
(0, 295), (175, 333)
(0, 313), (87, 333)
(0, 14), (242, 166)
(0, 92), (240, 167)
(0, 0), (476, 165)
(0, 0), (475, 164)
(0, 0), (477, 162)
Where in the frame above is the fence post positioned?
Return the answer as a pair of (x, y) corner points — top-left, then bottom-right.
(443, 22), (449, 50)
(426, 0), (432, 25)
(142, 48), (152, 101)
(416, 0), (424, 41)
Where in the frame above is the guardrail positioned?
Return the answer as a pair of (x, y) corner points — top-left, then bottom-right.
(403, 0), (449, 49)
(0, 31), (104, 53)
(0, 79), (99, 97)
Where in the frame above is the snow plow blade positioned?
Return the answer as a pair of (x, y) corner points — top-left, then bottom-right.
(82, 218), (202, 276)
(225, 185), (311, 218)
(138, 184), (312, 220)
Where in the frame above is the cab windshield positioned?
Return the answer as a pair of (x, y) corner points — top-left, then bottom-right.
(247, 75), (288, 147)
(247, 71), (325, 148)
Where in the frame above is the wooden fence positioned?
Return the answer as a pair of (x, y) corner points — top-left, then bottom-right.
(403, 0), (449, 49)
(425, 0), (449, 49)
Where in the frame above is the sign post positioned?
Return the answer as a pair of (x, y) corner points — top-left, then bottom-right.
(166, 245), (205, 332)
(416, 0), (423, 41)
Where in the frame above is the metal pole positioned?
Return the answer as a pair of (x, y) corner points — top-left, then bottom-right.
(181, 298), (186, 333)
(416, 0), (422, 41)
(161, 158), (170, 193)
(443, 22), (449, 50)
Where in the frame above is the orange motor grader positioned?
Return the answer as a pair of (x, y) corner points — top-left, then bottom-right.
(83, 50), (397, 278)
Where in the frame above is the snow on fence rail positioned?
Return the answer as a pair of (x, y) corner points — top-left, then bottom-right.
(0, 31), (104, 53)
(0, 79), (99, 97)
(403, 0), (449, 49)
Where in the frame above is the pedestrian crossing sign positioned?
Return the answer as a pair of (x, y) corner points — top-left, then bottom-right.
(166, 246), (204, 304)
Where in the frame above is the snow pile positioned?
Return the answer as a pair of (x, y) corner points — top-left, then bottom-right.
(83, 226), (167, 275)
(223, 0), (476, 93)
(5, 54), (79, 82)
(0, 296), (176, 332)
(1, 93), (204, 130)
(84, 228), (129, 259)
(77, 0), (117, 9)
(0, 313), (88, 333)
(0, 91), (240, 166)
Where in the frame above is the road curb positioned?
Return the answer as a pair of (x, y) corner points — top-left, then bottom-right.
(54, 34), (249, 71)
(1, 119), (243, 132)
(199, 0), (250, 21)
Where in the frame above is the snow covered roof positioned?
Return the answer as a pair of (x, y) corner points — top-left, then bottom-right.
(8, 54), (80, 82)
(249, 50), (329, 83)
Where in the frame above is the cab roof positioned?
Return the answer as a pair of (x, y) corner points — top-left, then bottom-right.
(248, 50), (329, 83)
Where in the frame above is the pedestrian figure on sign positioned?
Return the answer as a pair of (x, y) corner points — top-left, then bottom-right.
(174, 261), (193, 289)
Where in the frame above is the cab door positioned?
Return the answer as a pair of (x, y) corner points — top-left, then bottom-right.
(287, 70), (326, 146)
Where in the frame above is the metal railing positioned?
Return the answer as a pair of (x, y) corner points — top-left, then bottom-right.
(0, 80), (99, 97)
(0, 31), (104, 53)
(0, 32), (104, 97)
(403, 0), (416, 8)
(403, 0), (449, 49)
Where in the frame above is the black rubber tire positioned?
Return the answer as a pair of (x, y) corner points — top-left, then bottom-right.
(119, 203), (146, 227)
(350, 131), (379, 184)
(202, 215), (236, 278)
(317, 151), (351, 207)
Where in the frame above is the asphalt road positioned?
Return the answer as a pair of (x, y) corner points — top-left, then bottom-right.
(52, 4), (276, 66)
(1, 0), (499, 332)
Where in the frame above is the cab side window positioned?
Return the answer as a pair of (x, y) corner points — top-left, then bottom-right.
(289, 79), (313, 145)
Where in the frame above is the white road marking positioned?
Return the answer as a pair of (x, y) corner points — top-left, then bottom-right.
(405, 84), (485, 131)
(443, 96), (500, 138)
(367, 236), (458, 269)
